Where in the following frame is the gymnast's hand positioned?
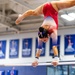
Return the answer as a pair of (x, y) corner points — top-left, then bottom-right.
(32, 60), (38, 67)
(15, 14), (23, 25)
(51, 57), (59, 67)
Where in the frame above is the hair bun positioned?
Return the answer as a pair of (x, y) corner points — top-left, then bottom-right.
(39, 27), (44, 32)
(38, 27), (48, 38)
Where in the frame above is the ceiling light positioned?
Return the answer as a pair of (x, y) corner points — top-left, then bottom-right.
(68, 13), (75, 18)
(61, 14), (74, 21)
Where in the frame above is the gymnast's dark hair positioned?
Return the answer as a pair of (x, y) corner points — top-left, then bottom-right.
(38, 27), (49, 38)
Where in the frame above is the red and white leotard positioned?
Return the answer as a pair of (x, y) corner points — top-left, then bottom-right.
(38, 3), (58, 50)
(43, 3), (58, 29)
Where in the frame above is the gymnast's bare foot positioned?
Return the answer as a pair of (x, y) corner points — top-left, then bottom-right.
(15, 14), (23, 25)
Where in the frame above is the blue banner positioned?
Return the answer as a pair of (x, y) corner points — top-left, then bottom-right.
(22, 38), (32, 57)
(64, 35), (75, 55)
(35, 38), (46, 56)
(0, 40), (6, 59)
(49, 36), (60, 57)
(7, 70), (18, 75)
(9, 39), (19, 58)
(0, 71), (5, 75)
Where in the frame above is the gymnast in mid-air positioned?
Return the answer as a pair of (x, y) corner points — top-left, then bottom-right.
(15, 0), (75, 67)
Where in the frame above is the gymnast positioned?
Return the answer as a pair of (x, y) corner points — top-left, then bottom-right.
(15, 0), (75, 67)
